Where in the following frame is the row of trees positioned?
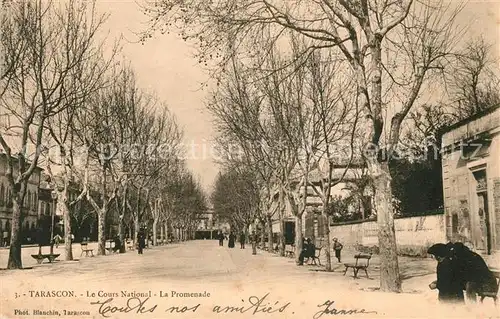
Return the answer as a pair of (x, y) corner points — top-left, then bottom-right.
(145, 0), (499, 292)
(0, 0), (206, 269)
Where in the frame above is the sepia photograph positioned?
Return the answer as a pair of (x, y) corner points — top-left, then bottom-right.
(0, 0), (499, 318)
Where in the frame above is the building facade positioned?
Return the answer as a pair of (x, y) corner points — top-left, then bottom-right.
(273, 165), (369, 244)
(441, 106), (500, 255)
(0, 153), (44, 244)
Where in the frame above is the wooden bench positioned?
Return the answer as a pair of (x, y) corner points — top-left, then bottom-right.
(80, 243), (94, 257)
(343, 253), (372, 278)
(479, 270), (500, 305)
(306, 247), (322, 266)
(31, 253), (60, 264)
(285, 244), (295, 258)
(105, 240), (118, 254)
(126, 240), (134, 250)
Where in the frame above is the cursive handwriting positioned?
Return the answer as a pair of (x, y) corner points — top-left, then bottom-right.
(213, 293), (291, 315)
(90, 297), (158, 318)
(313, 300), (377, 319)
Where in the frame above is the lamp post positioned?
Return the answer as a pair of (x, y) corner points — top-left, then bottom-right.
(50, 191), (57, 254)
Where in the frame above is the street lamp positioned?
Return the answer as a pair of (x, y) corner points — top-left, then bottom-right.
(50, 191), (57, 254)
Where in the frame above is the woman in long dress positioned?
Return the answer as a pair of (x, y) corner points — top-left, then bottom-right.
(228, 232), (235, 248)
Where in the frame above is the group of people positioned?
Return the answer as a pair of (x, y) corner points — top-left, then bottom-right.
(427, 242), (497, 303)
(298, 237), (343, 265)
(217, 231), (246, 249)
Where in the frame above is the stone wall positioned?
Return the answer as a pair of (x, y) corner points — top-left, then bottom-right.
(329, 214), (446, 256)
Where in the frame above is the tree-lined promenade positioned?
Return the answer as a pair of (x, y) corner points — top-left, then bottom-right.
(0, 0), (207, 269)
(143, 0), (500, 293)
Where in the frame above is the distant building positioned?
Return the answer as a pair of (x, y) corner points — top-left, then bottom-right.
(0, 153), (43, 244)
(195, 208), (230, 239)
(441, 106), (500, 255)
(272, 161), (370, 244)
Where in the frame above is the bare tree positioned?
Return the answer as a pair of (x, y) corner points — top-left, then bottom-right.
(447, 37), (500, 120)
(145, 0), (465, 292)
(208, 56), (291, 253)
(43, 0), (118, 261)
(0, 0), (113, 268)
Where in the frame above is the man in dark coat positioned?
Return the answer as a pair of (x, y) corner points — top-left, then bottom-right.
(298, 238), (315, 266)
(239, 232), (246, 249)
(447, 242), (498, 302)
(137, 228), (146, 255)
(113, 235), (121, 253)
(427, 243), (464, 303)
(217, 231), (224, 246)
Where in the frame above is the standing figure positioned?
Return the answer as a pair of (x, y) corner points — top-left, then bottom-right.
(113, 235), (122, 253)
(217, 230), (224, 247)
(53, 234), (62, 248)
(228, 232), (236, 248)
(137, 228), (146, 255)
(239, 232), (246, 249)
(3, 230), (9, 247)
(332, 238), (343, 263)
(427, 243), (464, 303)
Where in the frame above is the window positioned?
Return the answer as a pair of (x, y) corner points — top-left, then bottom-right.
(452, 214), (459, 234)
(27, 191), (31, 209)
(0, 184), (4, 206)
(7, 188), (12, 207)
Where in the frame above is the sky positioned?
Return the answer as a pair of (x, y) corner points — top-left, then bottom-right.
(95, 0), (500, 194)
(96, 1), (218, 193)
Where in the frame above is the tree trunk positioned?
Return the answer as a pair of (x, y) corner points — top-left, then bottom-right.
(370, 160), (401, 292)
(160, 221), (165, 244)
(164, 221), (169, 243)
(97, 208), (106, 255)
(119, 185), (127, 253)
(134, 214), (140, 245)
(153, 219), (158, 246)
(323, 211), (332, 271)
(7, 199), (23, 269)
(118, 216), (125, 253)
(267, 214), (273, 252)
(260, 220), (266, 248)
(62, 198), (73, 261)
(294, 214), (303, 265)
(278, 189), (285, 256)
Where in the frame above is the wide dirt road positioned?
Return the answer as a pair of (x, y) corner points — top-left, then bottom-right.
(0, 240), (497, 319)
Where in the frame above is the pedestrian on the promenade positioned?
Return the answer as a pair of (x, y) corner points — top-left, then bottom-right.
(3, 230), (9, 247)
(113, 235), (122, 253)
(217, 230), (224, 247)
(239, 232), (246, 249)
(53, 234), (62, 248)
(228, 232), (235, 248)
(251, 230), (257, 255)
(447, 242), (497, 302)
(137, 228), (146, 255)
(427, 243), (464, 304)
(332, 237), (343, 263)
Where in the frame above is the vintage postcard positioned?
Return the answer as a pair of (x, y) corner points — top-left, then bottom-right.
(0, 0), (499, 318)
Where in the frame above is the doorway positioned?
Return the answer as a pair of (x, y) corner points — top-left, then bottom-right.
(283, 221), (295, 245)
(477, 191), (492, 255)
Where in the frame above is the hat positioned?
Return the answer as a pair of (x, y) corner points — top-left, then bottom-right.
(427, 243), (449, 257)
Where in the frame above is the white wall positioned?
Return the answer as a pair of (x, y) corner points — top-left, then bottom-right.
(329, 214), (446, 254)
